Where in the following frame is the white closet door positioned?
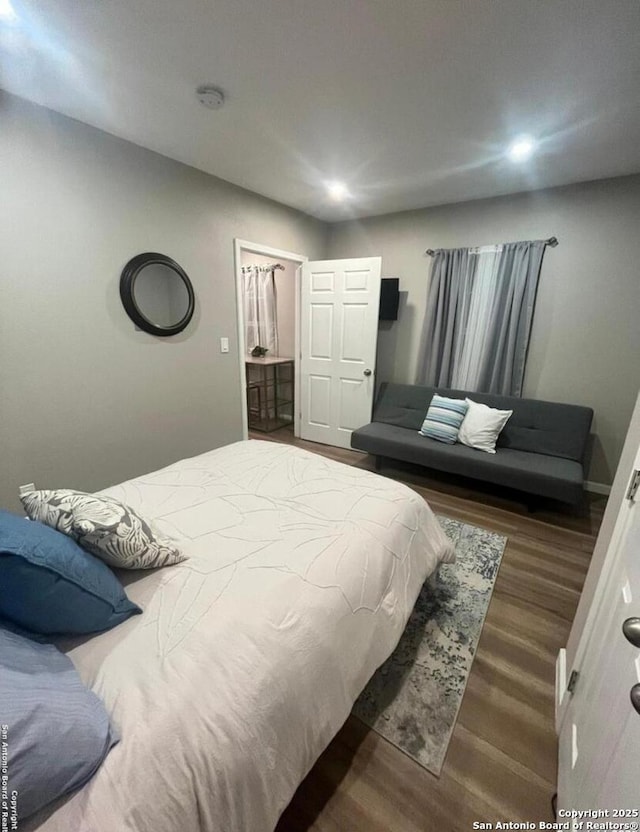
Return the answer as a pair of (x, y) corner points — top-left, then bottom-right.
(558, 406), (640, 812)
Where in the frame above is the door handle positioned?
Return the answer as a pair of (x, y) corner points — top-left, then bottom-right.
(363, 369), (372, 377)
(631, 684), (640, 715)
(622, 617), (640, 648)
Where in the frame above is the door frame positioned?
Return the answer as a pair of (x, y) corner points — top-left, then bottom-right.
(233, 239), (308, 440)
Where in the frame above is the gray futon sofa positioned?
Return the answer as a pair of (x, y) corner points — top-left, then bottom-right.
(351, 383), (594, 506)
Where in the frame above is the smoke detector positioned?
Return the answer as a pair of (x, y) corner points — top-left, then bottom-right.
(196, 85), (225, 110)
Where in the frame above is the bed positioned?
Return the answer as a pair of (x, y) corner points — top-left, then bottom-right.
(26, 439), (454, 832)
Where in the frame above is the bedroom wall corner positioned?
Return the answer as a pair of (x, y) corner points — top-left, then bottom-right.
(326, 176), (640, 485)
(0, 91), (328, 512)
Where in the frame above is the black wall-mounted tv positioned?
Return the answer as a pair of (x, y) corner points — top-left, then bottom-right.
(379, 278), (400, 321)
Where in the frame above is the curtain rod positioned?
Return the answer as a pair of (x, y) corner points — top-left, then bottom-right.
(241, 263), (285, 272)
(425, 237), (558, 256)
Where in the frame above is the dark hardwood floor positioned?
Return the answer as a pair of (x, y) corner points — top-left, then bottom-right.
(250, 426), (605, 832)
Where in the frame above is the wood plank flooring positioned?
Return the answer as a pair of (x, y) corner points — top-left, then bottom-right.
(250, 427), (605, 832)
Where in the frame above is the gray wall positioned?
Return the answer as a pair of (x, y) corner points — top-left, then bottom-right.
(328, 176), (640, 485)
(2, 91), (638, 503)
(0, 92), (326, 512)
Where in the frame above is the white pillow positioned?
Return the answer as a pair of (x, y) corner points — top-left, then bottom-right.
(458, 398), (512, 454)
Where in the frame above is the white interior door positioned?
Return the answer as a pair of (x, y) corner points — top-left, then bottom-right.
(558, 442), (640, 812)
(300, 257), (382, 449)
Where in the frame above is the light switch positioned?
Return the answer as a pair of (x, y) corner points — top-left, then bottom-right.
(220, 337), (230, 354)
(19, 483), (35, 495)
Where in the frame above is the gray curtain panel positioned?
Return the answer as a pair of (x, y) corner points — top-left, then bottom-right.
(416, 248), (476, 387)
(416, 240), (547, 397)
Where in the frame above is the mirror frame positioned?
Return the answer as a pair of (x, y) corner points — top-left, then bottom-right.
(119, 252), (195, 337)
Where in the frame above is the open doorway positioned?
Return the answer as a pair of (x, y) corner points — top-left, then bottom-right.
(233, 239), (307, 440)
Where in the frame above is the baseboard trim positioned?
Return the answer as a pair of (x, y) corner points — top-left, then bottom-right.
(585, 480), (611, 496)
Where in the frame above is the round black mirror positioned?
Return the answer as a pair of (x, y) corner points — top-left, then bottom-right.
(119, 252), (195, 337)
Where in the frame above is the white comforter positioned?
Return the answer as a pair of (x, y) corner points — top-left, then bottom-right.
(29, 440), (454, 832)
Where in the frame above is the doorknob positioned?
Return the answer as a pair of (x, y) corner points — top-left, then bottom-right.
(622, 617), (640, 648)
(363, 369), (372, 377)
(631, 684), (640, 715)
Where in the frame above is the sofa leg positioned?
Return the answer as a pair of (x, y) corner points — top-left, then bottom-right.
(577, 492), (591, 519)
(374, 455), (383, 472)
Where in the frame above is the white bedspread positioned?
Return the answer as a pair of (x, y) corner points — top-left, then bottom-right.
(28, 440), (454, 832)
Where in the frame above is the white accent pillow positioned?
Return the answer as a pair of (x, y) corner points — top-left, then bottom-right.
(457, 398), (513, 454)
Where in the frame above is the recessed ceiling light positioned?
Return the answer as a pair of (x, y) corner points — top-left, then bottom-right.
(326, 181), (349, 201)
(508, 136), (536, 162)
(0, 0), (17, 21)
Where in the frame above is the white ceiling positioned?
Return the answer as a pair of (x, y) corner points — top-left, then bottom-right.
(2, 0), (640, 220)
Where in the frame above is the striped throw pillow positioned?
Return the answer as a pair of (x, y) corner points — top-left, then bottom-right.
(419, 395), (469, 444)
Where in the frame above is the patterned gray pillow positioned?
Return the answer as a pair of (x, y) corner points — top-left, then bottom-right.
(20, 489), (186, 570)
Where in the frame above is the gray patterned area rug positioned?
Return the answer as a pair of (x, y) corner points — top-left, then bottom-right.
(352, 515), (507, 777)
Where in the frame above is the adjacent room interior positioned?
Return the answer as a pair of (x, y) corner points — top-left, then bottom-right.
(1, 1), (639, 831)
(238, 247), (299, 435)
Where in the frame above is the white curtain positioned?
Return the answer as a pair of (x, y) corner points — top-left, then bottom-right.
(452, 247), (501, 389)
(243, 267), (278, 355)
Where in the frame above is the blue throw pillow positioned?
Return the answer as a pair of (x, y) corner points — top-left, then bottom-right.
(419, 394), (469, 444)
(0, 510), (141, 635)
(0, 626), (118, 819)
